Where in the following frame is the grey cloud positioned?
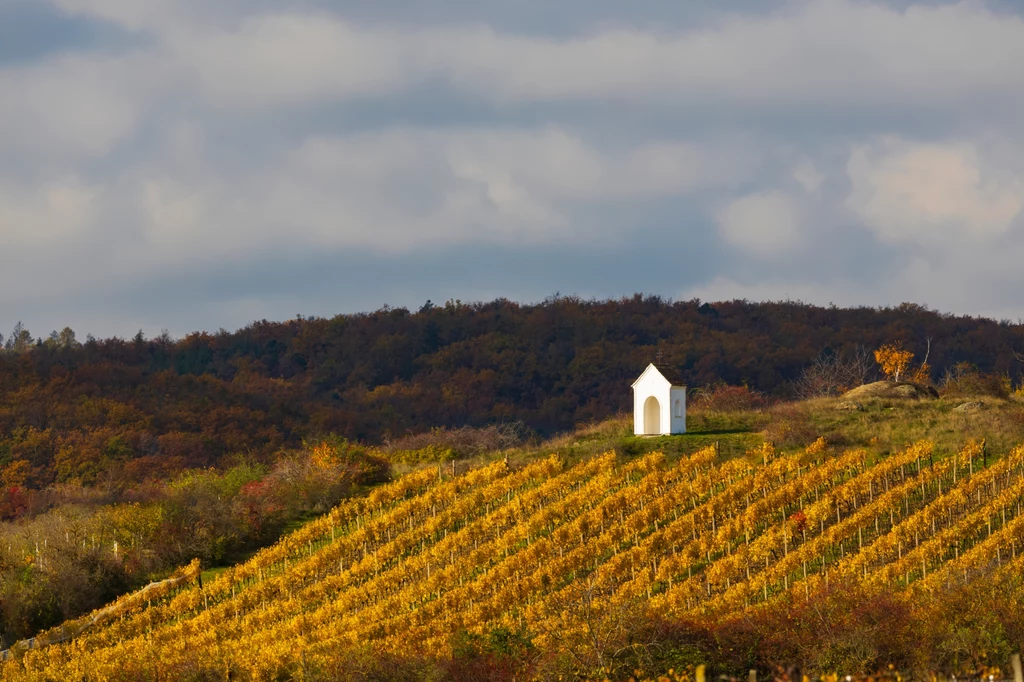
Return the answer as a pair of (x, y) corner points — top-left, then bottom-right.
(159, 3), (1024, 116)
(0, 0), (140, 65)
(6, 215), (726, 339)
(50, 1), (1024, 123)
(2, 0), (1024, 337)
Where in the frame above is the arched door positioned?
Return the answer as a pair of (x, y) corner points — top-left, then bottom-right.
(643, 396), (661, 435)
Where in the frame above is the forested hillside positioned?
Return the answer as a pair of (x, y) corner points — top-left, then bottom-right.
(2, 296), (1023, 489)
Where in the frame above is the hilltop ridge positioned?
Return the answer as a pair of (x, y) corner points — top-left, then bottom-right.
(2, 297), (1023, 492)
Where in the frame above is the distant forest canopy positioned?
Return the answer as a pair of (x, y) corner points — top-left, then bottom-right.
(1, 295), (1023, 488)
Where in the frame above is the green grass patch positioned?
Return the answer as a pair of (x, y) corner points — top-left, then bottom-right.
(495, 393), (1024, 470)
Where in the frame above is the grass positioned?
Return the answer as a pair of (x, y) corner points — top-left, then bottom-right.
(486, 392), (1024, 471)
(768, 394), (1024, 458)
(200, 510), (324, 584)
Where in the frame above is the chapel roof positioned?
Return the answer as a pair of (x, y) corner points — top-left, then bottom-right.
(650, 363), (687, 387)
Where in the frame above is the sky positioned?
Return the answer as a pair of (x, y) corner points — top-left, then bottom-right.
(2, 0), (1024, 339)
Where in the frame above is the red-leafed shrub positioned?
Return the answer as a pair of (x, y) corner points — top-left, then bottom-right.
(0, 485), (28, 520)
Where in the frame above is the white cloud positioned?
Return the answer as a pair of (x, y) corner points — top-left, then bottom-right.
(439, 131), (741, 201)
(716, 190), (803, 256)
(0, 180), (99, 248)
(130, 127), (749, 262)
(794, 160), (825, 193)
(43, 2), (1024, 115)
(449, 1), (1024, 107)
(846, 137), (1024, 244)
(181, 15), (421, 107)
(113, 2), (1024, 114)
(4, 0), (1024, 333)
(0, 55), (146, 167)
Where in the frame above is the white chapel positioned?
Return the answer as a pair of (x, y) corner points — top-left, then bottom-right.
(631, 363), (687, 435)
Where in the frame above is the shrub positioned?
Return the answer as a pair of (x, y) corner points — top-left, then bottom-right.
(692, 383), (768, 412)
(939, 363), (1011, 399)
(379, 423), (528, 461)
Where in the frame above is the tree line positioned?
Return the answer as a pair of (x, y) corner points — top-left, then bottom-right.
(1, 295), (1022, 489)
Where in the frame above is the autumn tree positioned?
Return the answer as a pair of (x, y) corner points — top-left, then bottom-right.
(874, 342), (914, 382)
(48, 327), (80, 350)
(909, 337), (932, 384)
(4, 321), (33, 353)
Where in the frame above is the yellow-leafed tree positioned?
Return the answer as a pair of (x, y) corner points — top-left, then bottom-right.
(874, 342), (914, 382)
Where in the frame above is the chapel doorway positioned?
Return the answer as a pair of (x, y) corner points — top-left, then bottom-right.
(643, 396), (661, 435)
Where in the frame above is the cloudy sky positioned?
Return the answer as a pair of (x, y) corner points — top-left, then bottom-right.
(2, 0), (1024, 339)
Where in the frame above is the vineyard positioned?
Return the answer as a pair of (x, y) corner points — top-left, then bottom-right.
(4, 438), (1024, 680)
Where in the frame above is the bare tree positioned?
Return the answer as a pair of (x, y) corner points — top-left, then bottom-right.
(846, 344), (875, 386)
(796, 346), (877, 398)
(795, 353), (847, 398)
(940, 362), (975, 391)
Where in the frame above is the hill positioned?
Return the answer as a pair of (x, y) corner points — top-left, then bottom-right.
(840, 380), (939, 401)
(1, 389), (1022, 649)
(3, 296), (1024, 490)
(6, 420), (1024, 680)
(0, 385), (1019, 651)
